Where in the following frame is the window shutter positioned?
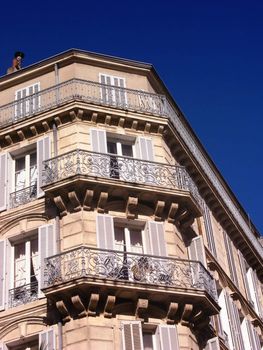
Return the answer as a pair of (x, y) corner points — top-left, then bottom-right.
(203, 203), (217, 257)
(0, 240), (5, 311)
(90, 128), (107, 153)
(39, 328), (55, 350)
(122, 321), (144, 350)
(205, 337), (220, 350)
(38, 224), (56, 293)
(37, 136), (51, 198)
(144, 221), (167, 256)
(247, 268), (262, 316)
(0, 343), (8, 350)
(96, 214), (115, 249)
(223, 231), (239, 287)
(158, 325), (179, 350)
(0, 153), (7, 212)
(218, 290), (234, 350)
(238, 250), (253, 303)
(188, 236), (207, 268)
(241, 319), (254, 350)
(134, 137), (154, 161)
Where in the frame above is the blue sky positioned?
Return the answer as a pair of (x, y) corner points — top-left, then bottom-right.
(1, 0), (263, 234)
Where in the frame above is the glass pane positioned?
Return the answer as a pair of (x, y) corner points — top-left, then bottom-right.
(122, 144), (133, 157)
(30, 238), (38, 282)
(114, 226), (125, 251)
(107, 141), (117, 154)
(143, 334), (154, 350)
(130, 229), (143, 253)
(14, 242), (26, 287)
(15, 157), (25, 172)
(30, 152), (37, 166)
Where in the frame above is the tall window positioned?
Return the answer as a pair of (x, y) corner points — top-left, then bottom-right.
(14, 151), (37, 192)
(15, 83), (40, 119)
(99, 74), (127, 106)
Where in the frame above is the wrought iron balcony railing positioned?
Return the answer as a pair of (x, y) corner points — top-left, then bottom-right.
(9, 280), (38, 308)
(9, 183), (37, 209)
(44, 246), (217, 301)
(42, 150), (203, 209)
(0, 79), (167, 128)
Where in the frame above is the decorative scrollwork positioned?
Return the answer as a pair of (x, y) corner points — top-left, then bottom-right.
(44, 247), (217, 301)
(9, 183), (37, 208)
(42, 150), (203, 211)
(9, 281), (38, 308)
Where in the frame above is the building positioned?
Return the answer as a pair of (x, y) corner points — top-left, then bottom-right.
(0, 49), (262, 350)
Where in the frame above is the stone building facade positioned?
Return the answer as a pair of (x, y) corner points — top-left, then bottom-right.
(0, 49), (262, 349)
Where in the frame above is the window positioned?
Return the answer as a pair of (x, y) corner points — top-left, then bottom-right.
(15, 83), (40, 119)
(0, 136), (50, 211)
(121, 322), (180, 350)
(14, 150), (37, 192)
(1, 329), (55, 350)
(96, 215), (168, 283)
(90, 128), (155, 184)
(99, 74), (127, 106)
(10, 233), (39, 307)
(0, 224), (56, 310)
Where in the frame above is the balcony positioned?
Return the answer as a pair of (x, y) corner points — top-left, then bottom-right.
(9, 184), (37, 209)
(9, 281), (38, 308)
(42, 150), (203, 215)
(43, 247), (220, 323)
(0, 79), (167, 129)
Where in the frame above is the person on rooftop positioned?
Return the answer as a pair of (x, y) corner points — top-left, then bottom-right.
(7, 51), (25, 74)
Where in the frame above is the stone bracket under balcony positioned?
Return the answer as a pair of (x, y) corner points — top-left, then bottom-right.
(42, 246), (220, 336)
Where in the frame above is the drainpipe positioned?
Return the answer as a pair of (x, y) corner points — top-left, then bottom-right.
(53, 64), (63, 349)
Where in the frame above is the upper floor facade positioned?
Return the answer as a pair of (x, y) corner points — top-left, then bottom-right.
(0, 49), (262, 350)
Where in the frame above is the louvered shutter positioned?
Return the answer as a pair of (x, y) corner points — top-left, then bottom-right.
(232, 301), (245, 350)
(134, 137), (154, 161)
(205, 337), (220, 350)
(158, 325), (179, 350)
(0, 343), (7, 350)
(122, 321), (144, 350)
(38, 224), (56, 294)
(247, 268), (262, 317)
(223, 231), (238, 286)
(203, 203), (217, 257)
(90, 128), (107, 153)
(39, 328), (55, 350)
(96, 214), (115, 249)
(188, 236), (207, 268)
(144, 221), (167, 256)
(0, 153), (7, 211)
(0, 240), (5, 311)
(37, 136), (51, 197)
(238, 251), (253, 303)
(218, 290), (234, 350)
(241, 319), (254, 350)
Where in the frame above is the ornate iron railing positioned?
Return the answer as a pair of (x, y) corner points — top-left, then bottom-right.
(0, 78), (167, 128)
(42, 150), (202, 209)
(44, 246), (217, 301)
(9, 281), (38, 308)
(9, 183), (37, 208)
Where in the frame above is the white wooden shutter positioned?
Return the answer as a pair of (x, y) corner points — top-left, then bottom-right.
(218, 290), (234, 350)
(232, 300), (245, 350)
(0, 153), (7, 212)
(37, 135), (51, 197)
(134, 137), (154, 161)
(188, 236), (207, 268)
(39, 328), (55, 350)
(247, 268), (262, 317)
(158, 325), (179, 350)
(38, 224), (56, 293)
(241, 319), (255, 350)
(205, 337), (220, 350)
(223, 230), (239, 286)
(96, 214), (115, 249)
(144, 221), (167, 256)
(90, 128), (107, 153)
(238, 250), (253, 303)
(122, 321), (144, 350)
(203, 203), (217, 257)
(0, 343), (8, 350)
(0, 240), (6, 311)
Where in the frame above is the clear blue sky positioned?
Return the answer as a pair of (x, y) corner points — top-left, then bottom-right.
(1, 0), (263, 234)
